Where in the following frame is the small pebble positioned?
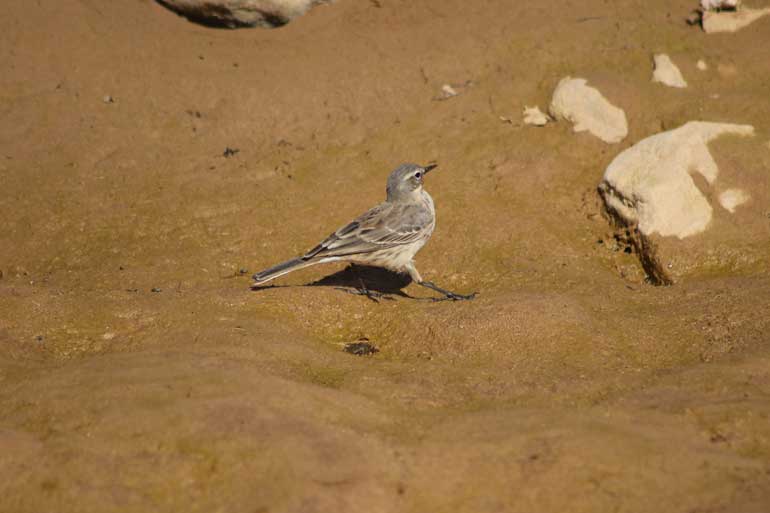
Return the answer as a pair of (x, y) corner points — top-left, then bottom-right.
(441, 84), (458, 98)
(344, 340), (379, 356)
(103, 95), (114, 104)
(652, 54), (688, 88)
(523, 106), (549, 126)
(151, 287), (162, 293)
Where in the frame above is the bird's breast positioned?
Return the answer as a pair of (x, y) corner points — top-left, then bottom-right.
(421, 191), (436, 231)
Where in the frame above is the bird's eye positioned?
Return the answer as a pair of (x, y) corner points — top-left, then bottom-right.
(414, 172), (422, 179)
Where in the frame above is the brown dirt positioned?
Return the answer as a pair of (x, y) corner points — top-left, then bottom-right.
(2, 1), (770, 512)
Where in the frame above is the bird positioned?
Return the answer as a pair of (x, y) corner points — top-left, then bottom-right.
(251, 162), (476, 301)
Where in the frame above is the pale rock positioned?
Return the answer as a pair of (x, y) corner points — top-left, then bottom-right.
(718, 189), (749, 213)
(441, 84), (459, 98)
(435, 81), (473, 101)
(157, 0), (332, 28)
(702, 7), (770, 32)
(696, 59), (708, 71)
(599, 121), (755, 239)
(549, 77), (628, 144)
(652, 54), (688, 89)
(701, 0), (740, 10)
(523, 106), (549, 126)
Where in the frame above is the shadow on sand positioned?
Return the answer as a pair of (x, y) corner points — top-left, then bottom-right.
(250, 264), (422, 301)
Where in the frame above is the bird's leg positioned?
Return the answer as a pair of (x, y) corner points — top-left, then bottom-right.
(406, 262), (477, 302)
(335, 265), (392, 302)
(355, 273), (382, 303)
(419, 281), (477, 301)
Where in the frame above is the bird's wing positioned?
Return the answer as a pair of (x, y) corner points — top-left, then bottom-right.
(301, 202), (432, 260)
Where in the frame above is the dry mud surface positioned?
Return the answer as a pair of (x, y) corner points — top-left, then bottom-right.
(2, 1), (770, 512)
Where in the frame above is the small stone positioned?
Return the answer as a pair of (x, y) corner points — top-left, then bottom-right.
(652, 54), (688, 88)
(718, 189), (749, 213)
(522, 106), (549, 126)
(549, 77), (628, 144)
(151, 287), (162, 293)
(102, 332), (116, 341)
(103, 95), (114, 104)
(697, 59), (708, 71)
(344, 339), (379, 356)
(434, 81), (473, 101)
(440, 84), (458, 98)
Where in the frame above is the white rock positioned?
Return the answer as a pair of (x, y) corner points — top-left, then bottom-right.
(718, 189), (750, 213)
(701, 0), (739, 10)
(600, 121), (755, 238)
(549, 77), (628, 144)
(523, 106), (549, 126)
(441, 84), (459, 98)
(702, 7), (770, 32)
(696, 59), (708, 71)
(652, 54), (688, 88)
(158, 0), (332, 28)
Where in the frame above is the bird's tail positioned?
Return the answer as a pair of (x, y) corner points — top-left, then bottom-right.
(251, 257), (315, 285)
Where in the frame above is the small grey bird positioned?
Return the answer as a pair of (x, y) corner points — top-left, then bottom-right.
(252, 163), (475, 301)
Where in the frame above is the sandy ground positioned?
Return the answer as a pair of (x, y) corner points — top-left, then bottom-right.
(2, 0), (770, 511)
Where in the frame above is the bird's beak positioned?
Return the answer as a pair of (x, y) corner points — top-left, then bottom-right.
(423, 163), (438, 174)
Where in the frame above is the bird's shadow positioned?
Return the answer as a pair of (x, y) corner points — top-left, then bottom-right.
(251, 264), (422, 300)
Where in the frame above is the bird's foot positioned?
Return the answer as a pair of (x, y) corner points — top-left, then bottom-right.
(419, 281), (477, 302)
(432, 291), (478, 302)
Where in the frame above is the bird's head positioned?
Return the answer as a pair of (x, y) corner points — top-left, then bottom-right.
(386, 162), (437, 202)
